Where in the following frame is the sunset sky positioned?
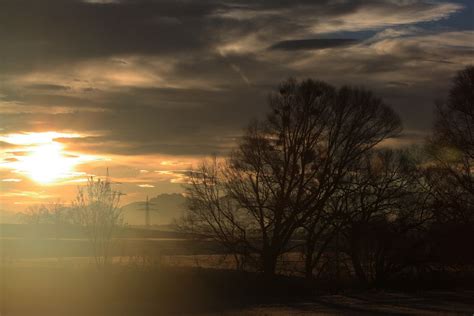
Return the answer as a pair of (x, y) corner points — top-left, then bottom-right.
(1, 0), (473, 212)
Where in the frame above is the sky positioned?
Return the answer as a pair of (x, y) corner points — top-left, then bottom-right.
(0, 0), (473, 212)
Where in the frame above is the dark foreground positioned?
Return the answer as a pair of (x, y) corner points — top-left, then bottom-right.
(1, 265), (473, 315)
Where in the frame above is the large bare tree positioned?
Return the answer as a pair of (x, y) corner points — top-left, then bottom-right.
(183, 79), (401, 277)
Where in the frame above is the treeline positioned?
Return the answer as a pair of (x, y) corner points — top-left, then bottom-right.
(179, 66), (474, 287)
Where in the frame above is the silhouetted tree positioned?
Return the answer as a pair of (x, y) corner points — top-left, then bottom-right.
(183, 79), (401, 277)
(180, 157), (253, 271)
(423, 65), (474, 269)
(335, 149), (430, 287)
(427, 66), (474, 223)
(289, 84), (402, 279)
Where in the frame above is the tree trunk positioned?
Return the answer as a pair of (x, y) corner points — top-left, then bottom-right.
(262, 249), (278, 278)
(304, 239), (316, 279)
(351, 253), (368, 285)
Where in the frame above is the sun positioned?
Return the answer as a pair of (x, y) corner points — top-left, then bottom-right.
(19, 142), (77, 184)
(0, 132), (94, 185)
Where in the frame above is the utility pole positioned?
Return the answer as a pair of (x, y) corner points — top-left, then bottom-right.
(137, 196), (159, 229)
(145, 196), (150, 228)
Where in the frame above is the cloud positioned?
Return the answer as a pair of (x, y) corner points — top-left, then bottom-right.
(0, 0), (463, 77)
(0, 0), (471, 209)
(214, 1), (463, 33)
(0, 191), (55, 199)
(309, 2), (463, 33)
(138, 184), (155, 188)
(1, 178), (22, 182)
(25, 84), (72, 92)
(83, 0), (119, 3)
(270, 38), (359, 51)
(378, 130), (430, 148)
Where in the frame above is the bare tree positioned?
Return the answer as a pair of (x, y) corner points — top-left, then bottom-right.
(284, 83), (402, 279)
(427, 65), (473, 224)
(179, 157), (253, 271)
(73, 176), (123, 269)
(20, 205), (52, 225)
(335, 149), (430, 286)
(20, 201), (71, 236)
(420, 66), (474, 270)
(182, 79), (401, 277)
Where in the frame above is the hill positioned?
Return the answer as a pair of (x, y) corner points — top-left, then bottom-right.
(121, 193), (187, 226)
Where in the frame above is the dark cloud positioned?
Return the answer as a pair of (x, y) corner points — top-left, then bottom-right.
(0, 0), (461, 72)
(386, 81), (411, 87)
(0, 0), (471, 158)
(0, 0), (221, 74)
(0, 83), (269, 155)
(0, 0), (472, 209)
(270, 38), (359, 51)
(25, 84), (71, 91)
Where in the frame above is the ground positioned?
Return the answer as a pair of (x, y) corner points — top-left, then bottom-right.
(1, 264), (473, 315)
(1, 224), (474, 315)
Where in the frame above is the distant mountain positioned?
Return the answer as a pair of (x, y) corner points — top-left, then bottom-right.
(121, 193), (187, 226)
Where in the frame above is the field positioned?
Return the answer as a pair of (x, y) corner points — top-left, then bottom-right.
(1, 224), (474, 315)
(2, 265), (474, 315)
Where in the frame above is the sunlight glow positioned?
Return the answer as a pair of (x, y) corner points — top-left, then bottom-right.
(0, 131), (81, 145)
(0, 132), (98, 184)
(19, 143), (77, 184)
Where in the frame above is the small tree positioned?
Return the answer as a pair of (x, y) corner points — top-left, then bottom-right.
(73, 176), (123, 269)
(20, 201), (71, 236)
(20, 205), (52, 225)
